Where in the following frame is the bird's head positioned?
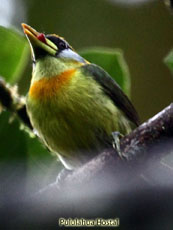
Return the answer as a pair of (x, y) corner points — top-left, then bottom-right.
(22, 24), (86, 78)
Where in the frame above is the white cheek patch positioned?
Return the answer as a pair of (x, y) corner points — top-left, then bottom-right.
(59, 49), (86, 63)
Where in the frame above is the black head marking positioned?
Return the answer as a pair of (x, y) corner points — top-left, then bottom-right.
(46, 35), (70, 53)
(33, 35), (71, 61)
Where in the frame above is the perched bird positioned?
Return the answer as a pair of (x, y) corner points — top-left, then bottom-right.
(22, 24), (139, 170)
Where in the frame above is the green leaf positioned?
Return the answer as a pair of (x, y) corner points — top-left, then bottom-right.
(25, 135), (62, 191)
(0, 111), (60, 191)
(26, 135), (55, 173)
(0, 111), (27, 184)
(0, 111), (27, 161)
(79, 47), (131, 96)
(0, 26), (29, 83)
(164, 49), (173, 74)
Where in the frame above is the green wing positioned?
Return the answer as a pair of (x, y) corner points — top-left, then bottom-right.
(81, 64), (140, 126)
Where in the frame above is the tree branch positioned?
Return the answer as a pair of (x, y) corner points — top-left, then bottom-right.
(37, 104), (173, 194)
(0, 77), (172, 195)
(0, 77), (33, 129)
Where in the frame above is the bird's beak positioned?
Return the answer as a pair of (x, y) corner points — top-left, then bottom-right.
(21, 23), (57, 58)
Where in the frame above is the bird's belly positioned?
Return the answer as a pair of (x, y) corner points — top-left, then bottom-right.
(27, 75), (130, 168)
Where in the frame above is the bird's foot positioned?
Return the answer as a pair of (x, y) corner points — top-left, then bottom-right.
(56, 168), (73, 186)
(112, 131), (124, 159)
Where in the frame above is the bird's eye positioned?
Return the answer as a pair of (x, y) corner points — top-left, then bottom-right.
(58, 41), (67, 50)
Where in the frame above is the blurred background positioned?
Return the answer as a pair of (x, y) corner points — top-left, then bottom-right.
(1, 0), (173, 121)
(1, 0), (173, 229)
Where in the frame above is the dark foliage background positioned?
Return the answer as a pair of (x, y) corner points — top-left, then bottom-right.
(0, 0), (173, 229)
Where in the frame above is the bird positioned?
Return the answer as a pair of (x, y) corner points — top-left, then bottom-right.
(22, 23), (139, 170)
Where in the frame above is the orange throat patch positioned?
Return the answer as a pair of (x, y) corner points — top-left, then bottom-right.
(29, 68), (76, 100)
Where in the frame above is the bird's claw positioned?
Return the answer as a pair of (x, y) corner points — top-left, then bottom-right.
(112, 131), (124, 159)
(56, 168), (72, 186)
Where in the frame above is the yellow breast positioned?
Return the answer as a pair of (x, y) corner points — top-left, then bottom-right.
(29, 69), (76, 100)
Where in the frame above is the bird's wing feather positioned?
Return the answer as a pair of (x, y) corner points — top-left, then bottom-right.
(81, 64), (140, 126)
